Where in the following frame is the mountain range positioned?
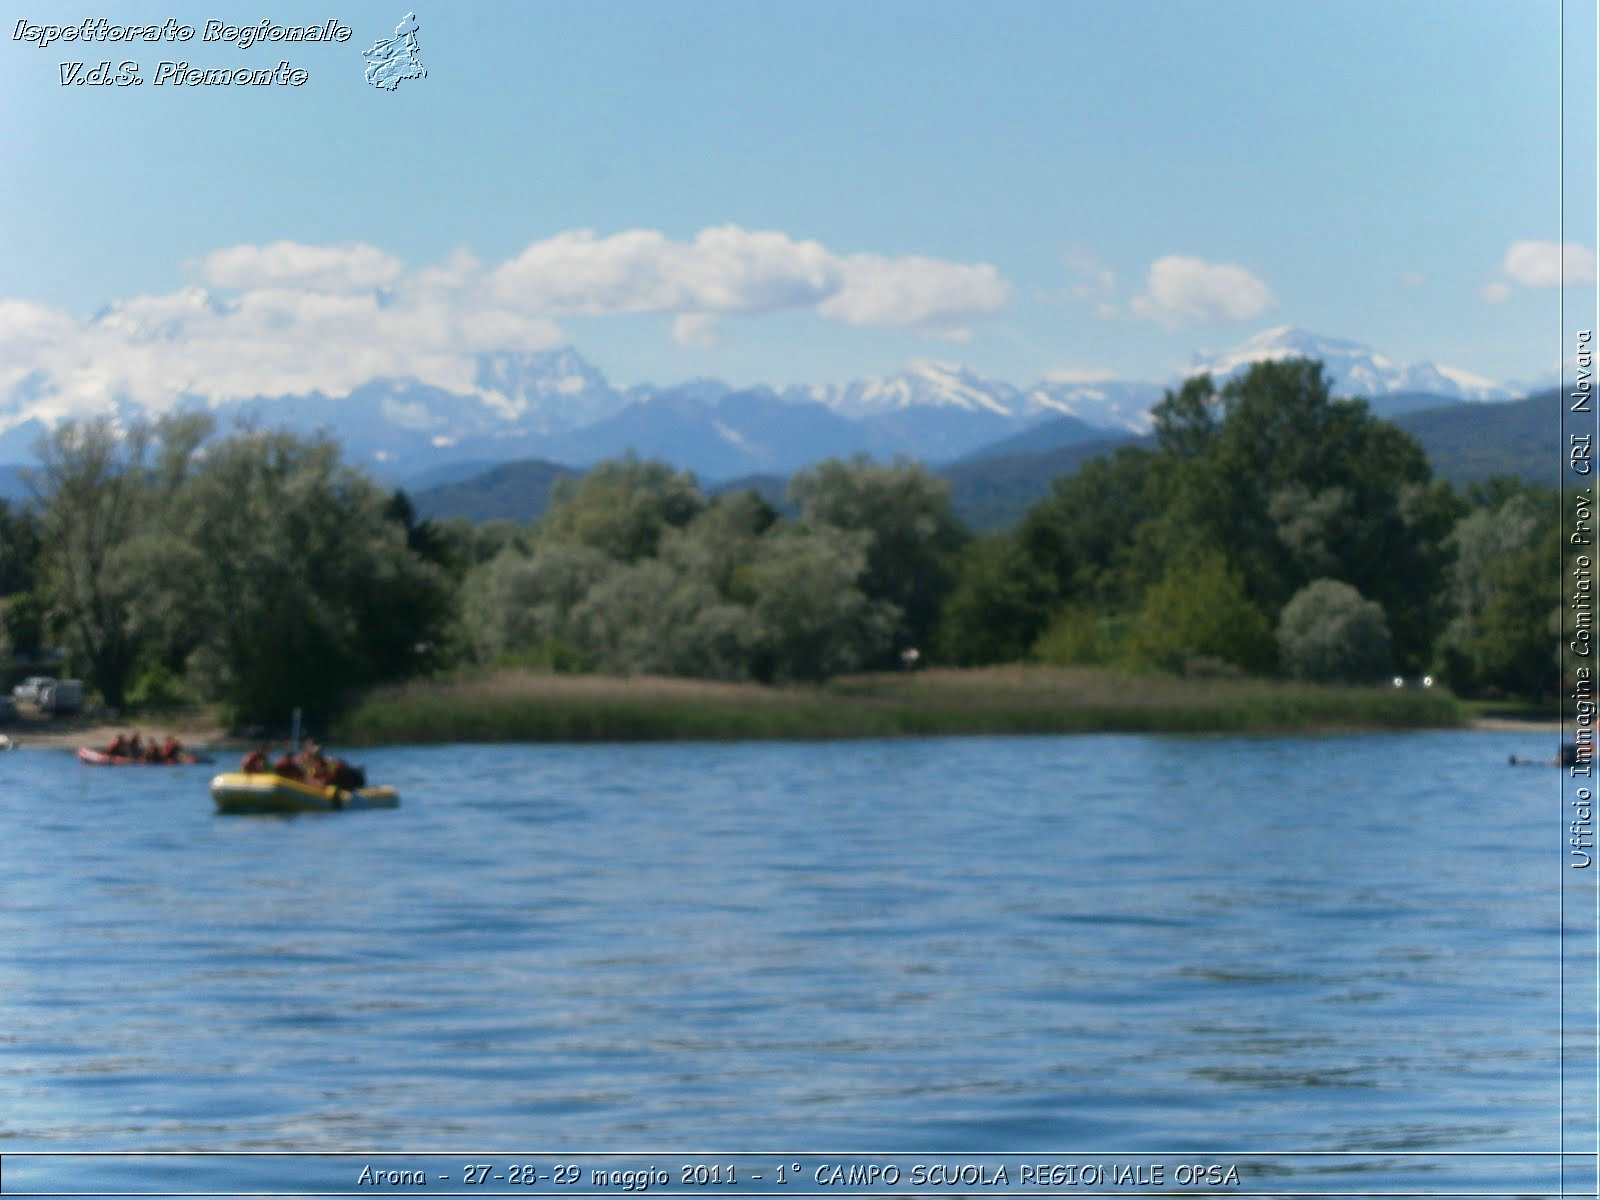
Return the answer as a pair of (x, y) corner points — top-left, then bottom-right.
(0, 326), (1520, 489)
(403, 388), (1560, 532)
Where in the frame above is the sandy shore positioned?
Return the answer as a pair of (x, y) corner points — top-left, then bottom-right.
(1470, 717), (1566, 733)
(5, 716), (236, 753)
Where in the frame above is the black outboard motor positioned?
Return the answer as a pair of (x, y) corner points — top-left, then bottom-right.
(329, 761), (366, 789)
(1561, 741), (1579, 768)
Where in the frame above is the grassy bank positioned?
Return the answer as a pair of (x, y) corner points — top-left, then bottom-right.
(1461, 697), (1561, 723)
(331, 666), (1468, 745)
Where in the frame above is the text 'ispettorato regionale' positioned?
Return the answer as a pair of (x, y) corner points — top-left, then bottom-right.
(12, 17), (353, 87)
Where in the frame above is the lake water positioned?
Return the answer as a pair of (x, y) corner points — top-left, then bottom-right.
(0, 731), (1591, 1195)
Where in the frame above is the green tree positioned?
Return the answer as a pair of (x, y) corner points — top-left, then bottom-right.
(460, 540), (613, 668)
(1149, 359), (1447, 669)
(743, 527), (899, 683)
(1150, 374), (1221, 461)
(0, 498), (41, 597)
(1032, 607), (1135, 668)
(1012, 444), (1164, 609)
(166, 430), (454, 721)
(1432, 486), (1557, 695)
(470, 518), (534, 564)
(385, 489), (468, 578)
(1473, 527), (1562, 698)
(1125, 551), (1275, 675)
(0, 496), (45, 667)
(788, 456), (966, 659)
(571, 558), (754, 679)
(1433, 489), (1562, 697)
(32, 417), (168, 708)
(541, 456), (704, 562)
(661, 488), (779, 600)
(1276, 579), (1393, 683)
(933, 534), (1057, 665)
(0, 591), (44, 662)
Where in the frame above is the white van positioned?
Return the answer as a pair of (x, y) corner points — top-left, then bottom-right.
(12, 676), (54, 705)
(38, 679), (85, 715)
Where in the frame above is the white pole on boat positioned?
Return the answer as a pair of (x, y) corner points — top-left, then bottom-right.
(290, 707), (302, 754)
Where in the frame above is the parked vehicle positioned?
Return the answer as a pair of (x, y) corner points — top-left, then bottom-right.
(12, 676), (54, 705)
(37, 679), (85, 715)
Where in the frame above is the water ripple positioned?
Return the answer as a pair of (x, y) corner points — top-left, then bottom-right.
(0, 731), (1561, 1159)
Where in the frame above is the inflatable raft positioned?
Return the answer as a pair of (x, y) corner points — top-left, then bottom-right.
(79, 747), (213, 766)
(210, 772), (400, 815)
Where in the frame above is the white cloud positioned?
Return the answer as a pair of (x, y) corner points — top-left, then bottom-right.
(0, 300), (78, 394)
(0, 248), (565, 424)
(490, 225), (1007, 334)
(452, 307), (564, 354)
(490, 226), (839, 316)
(1400, 271), (1426, 288)
(0, 226), (1010, 429)
(1502, 240), (1598, 288)
(1480, 281), (1512, 304)
(819, 255), (1008, 335)
(1129, 255), (1275, 327)
(194, 240), (406, 292)
(673, 313), (720, 347)
(1043, 366), (1120, 384)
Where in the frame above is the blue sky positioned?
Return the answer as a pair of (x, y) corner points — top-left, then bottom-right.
(0, 0), (1594, 414)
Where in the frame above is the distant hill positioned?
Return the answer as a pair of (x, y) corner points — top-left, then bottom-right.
(411, 459), (577, 525)
(941, 434), (1148, 529)
(405, 390), (1563, 531)
(1392, 389), (1559, 486)
(398, 458), (502, 493)
(948, 412), (1125, 464)
(1366, 391), (1467, 418)
(413, 466), (797, 527)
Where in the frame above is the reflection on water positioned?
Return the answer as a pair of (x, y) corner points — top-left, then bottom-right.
(0, 730), (1575, 1187)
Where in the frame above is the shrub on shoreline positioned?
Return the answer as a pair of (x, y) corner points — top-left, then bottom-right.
(331, 665), (1466, 746)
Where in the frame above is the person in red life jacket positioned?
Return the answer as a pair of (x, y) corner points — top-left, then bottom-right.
(105, 733), (130, 758)
(143, 739), (164, 764)
(127, 732), (144, 760)
(271, 746), (305, 780)
(301, 739), (332, 784)
(240, 744), (270, 773)
(161, 735), (182, 763)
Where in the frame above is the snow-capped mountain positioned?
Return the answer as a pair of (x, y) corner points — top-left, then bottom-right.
(788, 360), (1024, 419)
(0, 325), (1516, 483)
(1019, 380), (1167, 433)
(471, 348), (626, 430)
(195, 351), (627, 466)
(1188, 326), (1513, 403)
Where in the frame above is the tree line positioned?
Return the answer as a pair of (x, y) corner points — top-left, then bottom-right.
(0, 358), (1569, 723)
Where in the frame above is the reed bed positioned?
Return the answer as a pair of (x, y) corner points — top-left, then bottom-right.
(332, 666), (1466, 745)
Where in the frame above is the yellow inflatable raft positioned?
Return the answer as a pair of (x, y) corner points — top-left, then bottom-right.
(210, 772), (400, 815)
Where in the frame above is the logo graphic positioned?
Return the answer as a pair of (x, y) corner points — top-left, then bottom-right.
(363, 11), (426, 91)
